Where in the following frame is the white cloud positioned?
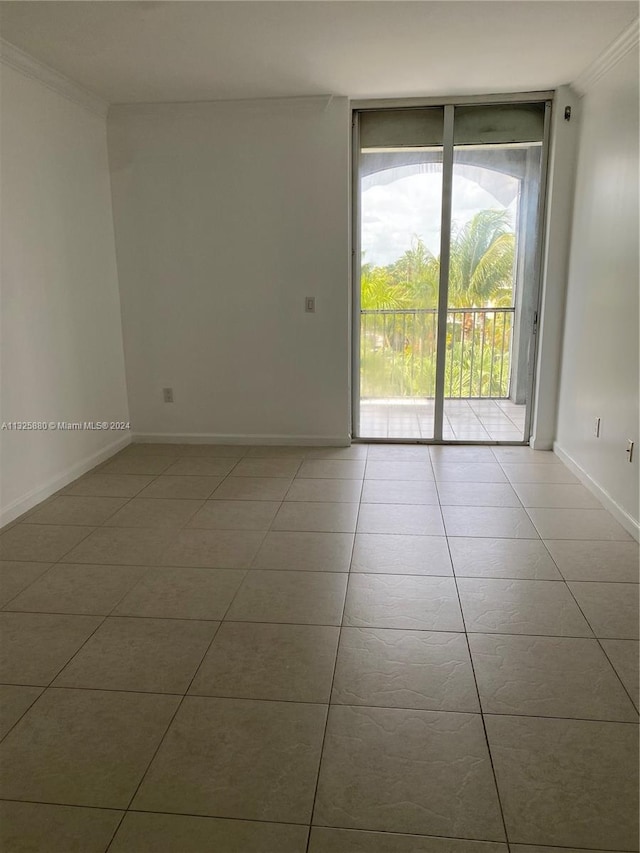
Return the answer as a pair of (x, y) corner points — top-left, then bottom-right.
(362, 168), (516, 266)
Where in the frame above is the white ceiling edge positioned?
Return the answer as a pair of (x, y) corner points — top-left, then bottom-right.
(0, 38), (109, 117)
(108, 94), (335, 119)
(572, 18), (639, 96)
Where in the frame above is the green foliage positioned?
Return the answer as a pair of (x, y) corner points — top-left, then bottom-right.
(361, 210), (516, 399)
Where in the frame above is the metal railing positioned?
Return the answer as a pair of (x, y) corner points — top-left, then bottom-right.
(360, 307), (515, 400)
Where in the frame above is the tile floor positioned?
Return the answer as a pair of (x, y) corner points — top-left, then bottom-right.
(0, 442), (638, 853)
(360, 398), (526, 441)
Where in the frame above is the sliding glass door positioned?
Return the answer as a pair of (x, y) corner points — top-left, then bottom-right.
(353, 99), (549, 443)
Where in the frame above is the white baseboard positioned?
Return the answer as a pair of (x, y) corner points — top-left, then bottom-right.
(553, 442), (640, 542)
(0, 433), (132, 529)
(132, 433), (351, 447)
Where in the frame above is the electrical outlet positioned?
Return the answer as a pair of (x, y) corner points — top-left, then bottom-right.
(594, 417), (601, 438)
(305, 296), (316, 313)
(626, 440), (634, 463)
(163, 387), (174, 403)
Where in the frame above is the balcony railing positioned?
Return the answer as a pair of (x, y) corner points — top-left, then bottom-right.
(360, 307), (515, 400)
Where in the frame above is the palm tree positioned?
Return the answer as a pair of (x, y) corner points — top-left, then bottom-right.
(447, 210), (515, 308)
(360, 209), (517, 398)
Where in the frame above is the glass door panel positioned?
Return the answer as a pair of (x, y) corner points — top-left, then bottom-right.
(354, 101), (548, 444)
(442, 104), (545, 441)
(357, 108), (444, 440)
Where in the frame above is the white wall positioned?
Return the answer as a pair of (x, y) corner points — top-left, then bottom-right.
(107, 97), (350, 444)
(555, 44), (639, 536)
(0, 62), (130, 525)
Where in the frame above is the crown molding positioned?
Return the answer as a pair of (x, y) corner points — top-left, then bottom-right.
(573, 19), (639, 97)
(0, 39), (108, 117)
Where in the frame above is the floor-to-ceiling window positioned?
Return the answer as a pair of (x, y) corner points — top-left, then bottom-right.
(353, 98), (550, 443)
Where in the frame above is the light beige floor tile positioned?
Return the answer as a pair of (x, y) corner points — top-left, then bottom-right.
(189, 500), (280, 530)
(162, 457), (238, 476)
(62, 473), (155, 497)
(226, 571), (347, 625)
(485, 715), (639, 849)
(159, 529), (265, 568)
(500, 464), (579, 484)
(245, 445), (308, 458)
(0, 684), (43, 739)
(512, 483), (601, 509)
(567, 582), (639, 638)
(191, 622), (339, 702)
(137, 475), (224, 499)
(430, 446), (497, 463)
(365, 461), (434, 481)
(0, 524), (94, 562)
(0, 801), (123, 853)
(54, 616), (218, 693)
(443, 507), (538, 539)
(351, 534), (452, 576)
(0, 561), (51, 606)
(306, 446), (368, 460)
(469, 634), (637, 720)
(114, 443), (174, 457)
(544, 540), (639, 582)
(437, 482), (521, 507)
(71, 528), (263, 569)
(115, 443), (179, 458)
(360, 479), (439, 505)
(252, 531), (354, 572)
(0, 612), (102, 684)
(297, 460), (366, 480)
(449, 539), (561, 580)
(432, 463), (508, 483)
(367, 445), (431, 461)
(5, 563), (148, 615)
(343, 575), (463, 631)
(286, 478), (363, 502)
(104, 498), (205, 528)
(309, 827), (508, 853)
(273, 502), (359, 533)
(332, 628), (479, 712)
(113, 567), (245, 619)
(63, 527), (166, 565)
(313, 705), (505, 840)
(168, 444), (248, 458)
(100, 456), (175, 475)
(211, 476), (291, 501)
(0, 688), (179, 808)
(231, 458), (301, 478)
(133, 696), (326, 822)
(527, 508), (632, 540)
(601, 639), (639, 709)
(110, 811), (308, 853)
(357, 504), (444, 536)
(24, 496), (128, 526)
(457, 579), (593, 637)
(492, 448), (560, 465)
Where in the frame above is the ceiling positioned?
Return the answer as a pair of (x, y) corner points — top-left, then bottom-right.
(0, 1), (637, 104)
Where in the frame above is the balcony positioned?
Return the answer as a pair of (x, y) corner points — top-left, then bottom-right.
(359, 307), (525, 441)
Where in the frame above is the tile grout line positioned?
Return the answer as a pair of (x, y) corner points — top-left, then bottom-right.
(546, 542), (640, 714)
(442, 494), (512, 849)
(102, 558), (253, 851)
(303, 443), (369, 853)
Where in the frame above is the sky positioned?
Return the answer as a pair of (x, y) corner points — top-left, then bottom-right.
(361, 167), (518, 267)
